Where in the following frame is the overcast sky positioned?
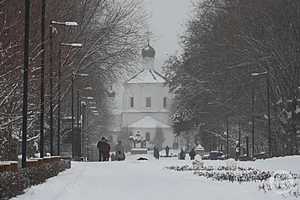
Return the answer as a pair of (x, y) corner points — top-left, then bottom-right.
(143, 0), (194, 68)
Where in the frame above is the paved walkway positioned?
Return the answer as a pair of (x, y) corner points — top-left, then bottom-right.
(12, 156), (283, 200)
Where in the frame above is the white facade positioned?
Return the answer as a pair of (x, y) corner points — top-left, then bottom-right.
(109, 43), (175, 149)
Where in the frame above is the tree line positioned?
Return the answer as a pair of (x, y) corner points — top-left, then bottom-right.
(0, 0), (147, 160)
(164, 0), (300, 156)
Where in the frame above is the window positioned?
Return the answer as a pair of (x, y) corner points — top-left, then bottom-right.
(130, 97), (134, 108)
(163, 97), (167, 108)
(146, 97), (151, 107)
(146, 132), (150, 141)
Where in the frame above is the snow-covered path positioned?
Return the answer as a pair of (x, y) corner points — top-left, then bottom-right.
(12, 155), (300, 200)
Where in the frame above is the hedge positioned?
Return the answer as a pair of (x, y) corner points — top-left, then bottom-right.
(0, 157), (70, 200)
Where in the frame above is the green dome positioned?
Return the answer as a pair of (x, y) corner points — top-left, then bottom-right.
(142, 43), (155, 58)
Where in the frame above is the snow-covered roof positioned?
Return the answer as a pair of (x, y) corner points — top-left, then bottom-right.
(128, 116), (170, 128)
(126, 69), (166, 84)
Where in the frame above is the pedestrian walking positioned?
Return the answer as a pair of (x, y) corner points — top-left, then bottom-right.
(179, 148), (185, 160)
(189, 148), (196, 160)
(102, 139), (111, 161)
(115, 140), (125, 161)
(97, 137), (106, 161)
(154, 145), (160, 159)
(165, 146), (170, 157)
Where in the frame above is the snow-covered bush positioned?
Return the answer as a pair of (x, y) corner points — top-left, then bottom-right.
(0, 158), (68, 199)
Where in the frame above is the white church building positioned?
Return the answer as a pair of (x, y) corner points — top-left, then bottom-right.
(108, 42), (175, 150)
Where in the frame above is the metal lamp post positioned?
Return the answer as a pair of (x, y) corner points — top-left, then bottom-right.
(71, 72), (88, 159)
(57, 43), (82, 156)
(250, 77), (255, 158)
(79, 94), (94, 159)
(251, 70), (271, 157)
(22, 0), (31, 168)
(49, 21), (78, 156)
(39, 0), (46, 158)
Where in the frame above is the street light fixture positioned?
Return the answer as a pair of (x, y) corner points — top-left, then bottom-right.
(51, 21), (79, 26)
(61, 43), (83, 48)
(49, 20), (79, 156)
(251, 72), (268, 77)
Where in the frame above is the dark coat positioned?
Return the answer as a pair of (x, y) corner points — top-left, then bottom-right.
(189, 149), (196, 160)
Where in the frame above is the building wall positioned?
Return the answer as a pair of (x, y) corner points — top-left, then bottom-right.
(121, 81), (175, 148)
(122, 83), (172, 114)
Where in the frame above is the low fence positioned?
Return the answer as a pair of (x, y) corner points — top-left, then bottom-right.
(0, 156), (71, 200)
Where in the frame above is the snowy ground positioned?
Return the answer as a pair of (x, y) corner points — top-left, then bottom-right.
(12, 155), (300, 200)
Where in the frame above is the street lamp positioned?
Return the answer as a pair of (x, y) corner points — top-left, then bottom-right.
(39, 0), (46, 158)
(51, 21), (78, 26)
(251, 69), (271, 157)
(249, 77), (255, 158)
(49, 20), (79, 156)
(22, 0), (31, 168)
(57, 42), (82, 156)
(71, 72), (88, 159)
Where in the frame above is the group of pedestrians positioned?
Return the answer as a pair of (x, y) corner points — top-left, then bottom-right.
(97, 137), (125, 162)
(179, 148), (196, 160)
(153, 145), (197, 160)
(97, 137), (111, 161)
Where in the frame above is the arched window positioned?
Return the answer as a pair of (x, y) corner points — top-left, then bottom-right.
(130, 97), (134, 108)
(163, 97), (167, 108)
(146, 97), (151, 107)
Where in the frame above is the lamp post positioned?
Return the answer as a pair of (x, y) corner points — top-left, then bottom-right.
(250, 78), (255, 158)
(39, 0), (46, 158)
(71, 73), (88, 131)
(22, 0), (31, 168)
(225, 117), (229, 159)
(49, 20), (78, 156)
(71, 72), (88, 159)
(80, 94), (94, 159)
(238, 120), (241, 159)
(251, 70), (271, 157)
(57, 43), (82, 156)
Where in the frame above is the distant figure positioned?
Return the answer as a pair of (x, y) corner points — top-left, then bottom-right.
(189, 148), (196, 160)
(111, 152), (116, 161)
(115, 140), (125, 161)
(165, 146), (170, 157)
(97, 137), (106, 161)
(154, 146), (160, 159)
(179, 148), (185, 160)
(103, 139), (111, 161)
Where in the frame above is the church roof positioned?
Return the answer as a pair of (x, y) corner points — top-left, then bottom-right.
(128, 116), (171, 128)
(126, 69), (167, 84)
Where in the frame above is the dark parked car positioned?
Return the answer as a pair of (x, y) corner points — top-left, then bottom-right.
(253, 152), (267, 160)
(202, 151), (225, 160)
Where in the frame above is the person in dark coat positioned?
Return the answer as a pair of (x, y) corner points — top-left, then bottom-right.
(189, 148), (196, 160)
(97, 137), (106, 161)
(153, 146), (160, 159)
(179, 148), (186, 160)
(102, 139), (111, 161)
(165, 146), (170, 157)
(115, 140), (125, 161)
